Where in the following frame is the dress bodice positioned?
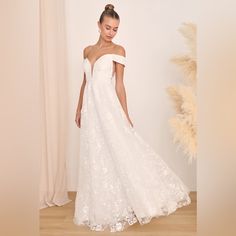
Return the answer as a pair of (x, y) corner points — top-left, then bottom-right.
(83, 53), (126, 82)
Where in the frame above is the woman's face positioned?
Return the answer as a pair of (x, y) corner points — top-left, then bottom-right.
(98, 16), (120, 41)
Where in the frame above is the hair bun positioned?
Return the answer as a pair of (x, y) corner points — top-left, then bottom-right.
(105, 4), (114, 11)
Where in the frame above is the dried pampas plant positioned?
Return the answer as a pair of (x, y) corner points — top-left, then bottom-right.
(166, 22), (197, 163)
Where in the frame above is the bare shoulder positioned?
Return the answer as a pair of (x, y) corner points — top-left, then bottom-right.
(114, 44), (126, 57)
(83, 45), (93, 58)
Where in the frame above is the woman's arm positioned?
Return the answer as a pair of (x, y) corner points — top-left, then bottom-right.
(76, 47), (88, 113)
(76, 74), (86, 113)
(75, 48), (88, 127)
(75, 73), (86, 128)
(114, 46), (133, 127)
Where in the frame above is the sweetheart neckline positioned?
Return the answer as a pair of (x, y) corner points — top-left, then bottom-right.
(84, 53), (126, 77)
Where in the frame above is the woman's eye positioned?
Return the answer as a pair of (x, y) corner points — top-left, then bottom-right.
(105, 27), (117, 32)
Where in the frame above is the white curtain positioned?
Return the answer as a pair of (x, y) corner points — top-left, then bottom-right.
(39, 0), (71, 209)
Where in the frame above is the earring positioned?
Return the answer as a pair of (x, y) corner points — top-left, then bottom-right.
(98, 29), (101, 33)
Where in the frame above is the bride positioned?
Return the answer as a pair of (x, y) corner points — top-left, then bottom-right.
(74, 3), (191, 233)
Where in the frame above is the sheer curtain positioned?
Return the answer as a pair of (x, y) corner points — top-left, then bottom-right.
(39, 0), (71, 209)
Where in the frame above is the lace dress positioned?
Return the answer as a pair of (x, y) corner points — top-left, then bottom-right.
(73, 53), (191, 232)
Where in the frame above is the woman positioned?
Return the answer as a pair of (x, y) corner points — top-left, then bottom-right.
(74, 4), (191, 233)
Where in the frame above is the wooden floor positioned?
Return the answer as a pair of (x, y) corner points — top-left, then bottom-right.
(40, 191), (196, 236)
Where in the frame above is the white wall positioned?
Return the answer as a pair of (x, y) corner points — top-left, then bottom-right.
(65, 0), (197, 191)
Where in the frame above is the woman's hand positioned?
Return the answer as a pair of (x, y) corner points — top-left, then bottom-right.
(75, 110), (81, 128)
(127, 116), (134, 128)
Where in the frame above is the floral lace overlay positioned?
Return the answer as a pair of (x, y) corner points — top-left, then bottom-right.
(73, 54), (191, 232)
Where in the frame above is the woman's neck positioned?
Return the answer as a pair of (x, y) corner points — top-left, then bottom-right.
(96, 37), (113, 49)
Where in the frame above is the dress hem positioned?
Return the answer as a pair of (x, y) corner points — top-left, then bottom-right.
(73, 194), (191, 233)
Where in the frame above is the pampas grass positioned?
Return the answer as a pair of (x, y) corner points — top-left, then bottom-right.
(166, 22), (197, 163)
(170, 55), (196, 86)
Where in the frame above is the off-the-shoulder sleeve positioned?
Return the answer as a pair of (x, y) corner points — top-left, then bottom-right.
(112, 54), (126, 66)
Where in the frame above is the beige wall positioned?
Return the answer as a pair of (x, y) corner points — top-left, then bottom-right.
(65, 0), (197, 191)
(0, 1), (40, 235)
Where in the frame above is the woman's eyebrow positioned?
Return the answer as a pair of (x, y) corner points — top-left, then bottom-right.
(105, 24), (118, 29)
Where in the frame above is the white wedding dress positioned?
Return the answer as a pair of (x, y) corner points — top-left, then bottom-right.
(73, 53), (191, 232)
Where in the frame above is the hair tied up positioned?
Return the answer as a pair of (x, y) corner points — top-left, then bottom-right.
(105, 4), (114, 11)
(99, 4), (119, 23)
